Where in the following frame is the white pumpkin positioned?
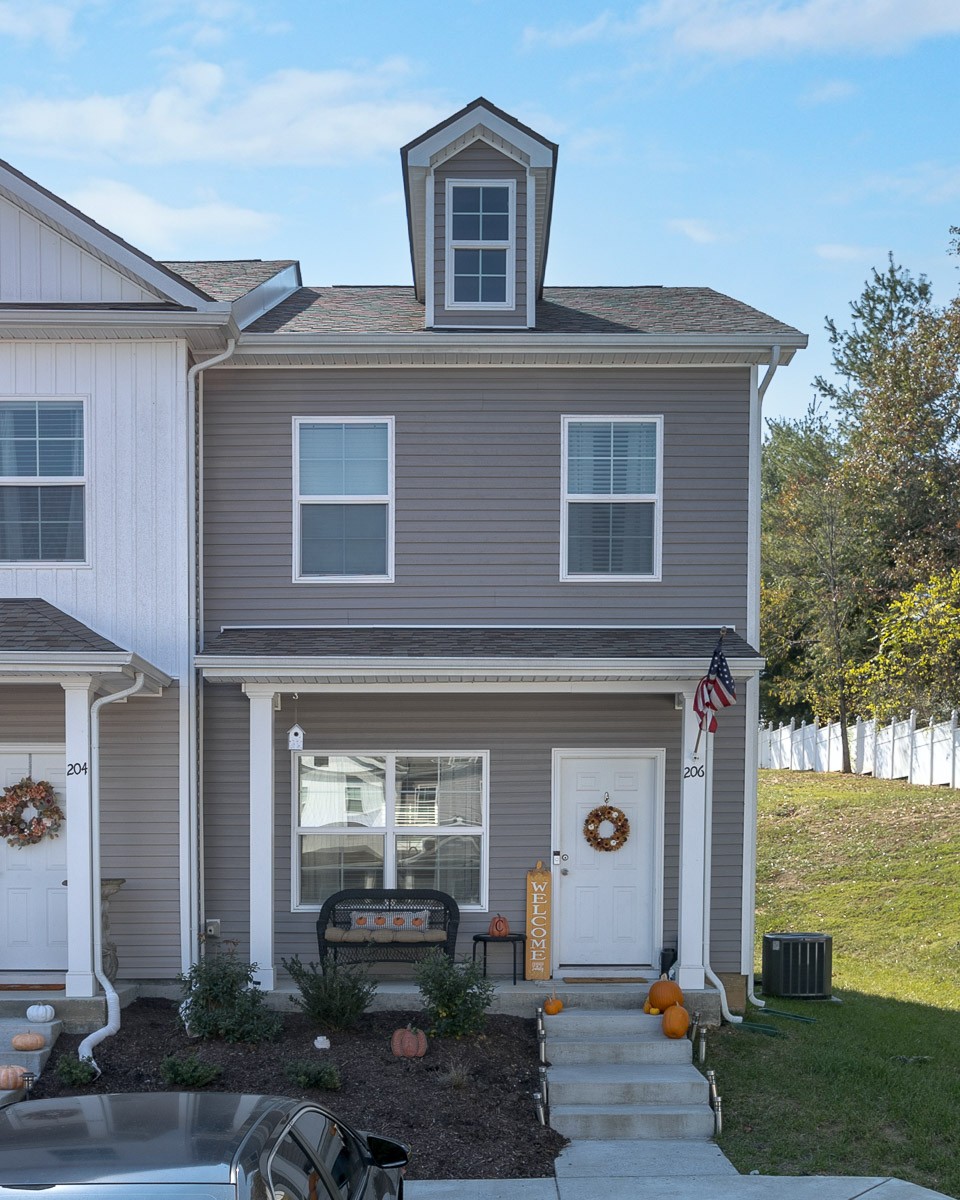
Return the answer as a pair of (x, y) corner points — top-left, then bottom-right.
(25, 1004), (55, 1023)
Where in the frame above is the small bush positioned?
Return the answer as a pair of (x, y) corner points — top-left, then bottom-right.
(160, 1054), (223, 1088)
(285, 1059), (342, 1090)
(281, 956), (376, 1030)
(55, 1055), (97, 1086)
(415, 949), (495, 1037)
(178, 951), (283, 1044)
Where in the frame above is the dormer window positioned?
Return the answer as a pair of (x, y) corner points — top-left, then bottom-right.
(446, 180), (515, 310)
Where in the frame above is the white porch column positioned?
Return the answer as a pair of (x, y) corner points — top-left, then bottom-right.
(247, 687), (276, 990)
(677, 686), (709, 991)
(62, 678), (96, 998)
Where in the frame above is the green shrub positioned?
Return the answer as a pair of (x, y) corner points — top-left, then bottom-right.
(414, 949), (495, 1037)
(284, 1059), (342, 1090)
(178, 951), (283, 1044)
(160, 1054), (223, 1088)
(281, 956), (376, 1030)
(55, 1055), (97, 1086)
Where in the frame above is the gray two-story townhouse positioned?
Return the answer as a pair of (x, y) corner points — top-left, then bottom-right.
(191, 99), (807, 1011)
(0, 155), (300, 1000)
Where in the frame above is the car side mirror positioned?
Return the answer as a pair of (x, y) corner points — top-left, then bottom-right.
(365, 1134), (409, 1171)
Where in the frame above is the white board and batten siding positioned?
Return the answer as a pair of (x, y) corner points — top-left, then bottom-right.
(0, 193), (159, 304)
(202, 686), (748, 975)
(0, 340), (190, 679)
(202, 365), (751, 633)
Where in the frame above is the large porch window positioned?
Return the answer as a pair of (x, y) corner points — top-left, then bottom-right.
(295, 752), (487, 910)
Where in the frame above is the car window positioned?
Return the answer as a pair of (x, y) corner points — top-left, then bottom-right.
(291, 1111), (365, 1200)
(268, 1129), (329, 1200)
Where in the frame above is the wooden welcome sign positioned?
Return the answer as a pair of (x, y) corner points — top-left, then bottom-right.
(525, 859), (552, 980)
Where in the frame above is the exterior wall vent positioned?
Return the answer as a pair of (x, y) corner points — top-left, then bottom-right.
(761, 932), (832, 999)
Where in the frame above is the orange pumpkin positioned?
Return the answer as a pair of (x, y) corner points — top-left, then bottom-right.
(0, 1065), (27, 1090)
(543, 996), (563, 1015)
(488, 914), (511, 937)
(11, 1033), (45, 1052)
(391, 1026), (428, 1058)
(648, 974), (684, 1012)
(662, 1005), (691, 1039)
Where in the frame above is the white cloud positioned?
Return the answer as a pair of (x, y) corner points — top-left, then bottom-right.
(0, 1), (83, 49)
(861, 162), (960, 205)
(524, 1), (960, 60)
(667, 217), (724, 243)
(66, 179), (274, 258)
(815, 243), (879, 261)
(0, 58), (446, 167)
(800, 79), (858, 105)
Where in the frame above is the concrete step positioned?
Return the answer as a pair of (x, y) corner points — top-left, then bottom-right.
(548, 1062), (708, 1107)
(0, 1019), (63, 1098)
(542, 1008), (664, 1037)
(547, 1033), (692, 1065)
(549, 1102), (716, 1140)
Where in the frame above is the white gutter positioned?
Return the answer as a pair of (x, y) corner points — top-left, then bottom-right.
(181, 339), (237, 976)
(701, 731), (743, 1025)
(78, 672), (147, 1072)
(757, 343), (781, 401)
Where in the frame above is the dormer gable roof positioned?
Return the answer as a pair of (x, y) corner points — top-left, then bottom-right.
(401, 98), (558, 312)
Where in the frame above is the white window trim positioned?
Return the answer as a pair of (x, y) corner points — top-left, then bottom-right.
(292, 749), (490, 912)
(560, 414), (663, 583)
(292, 415), (395, 584)
(0, 394), (90, 568)
(444, 178), (516, 311)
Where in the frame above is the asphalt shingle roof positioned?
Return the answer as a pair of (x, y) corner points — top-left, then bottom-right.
(201, 626), (758, 660)
(0, 599), (123, 653)
(243, 285), (802, 338)
(161, 260), (298, 303)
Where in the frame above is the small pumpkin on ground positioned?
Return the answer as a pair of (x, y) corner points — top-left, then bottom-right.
(0, 1065), (27, 1090)
(391, 1026), (428, 1058)
(647, 974), (683, 1013)
(488, 913), (510, 937)
(662, 1005), (691, 1039)
(11, 1032), (45, 1052)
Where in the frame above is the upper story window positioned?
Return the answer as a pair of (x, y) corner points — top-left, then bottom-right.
(294, 417), (394, 582)
(0, 397), (86, 564)
(446, 180), (515, 310)
(561, 416), (662, 581)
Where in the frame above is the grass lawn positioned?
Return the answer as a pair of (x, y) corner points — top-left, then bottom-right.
(709, 769), (960, 1198)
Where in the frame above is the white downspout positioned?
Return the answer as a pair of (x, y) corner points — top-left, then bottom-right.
(77, 671), (147, 1072)
(182, 339), (237, 977)
(700, 731), (743, 1025)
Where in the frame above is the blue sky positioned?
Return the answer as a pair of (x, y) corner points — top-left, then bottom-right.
(2, 0), (958, 422)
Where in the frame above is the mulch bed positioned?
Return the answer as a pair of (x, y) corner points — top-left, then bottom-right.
(31, 999), (566, 1180)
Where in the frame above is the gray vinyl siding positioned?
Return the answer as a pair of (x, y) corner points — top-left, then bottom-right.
(202, 366), (751, 635)
(433, 143), (527, 328)
(0, 683), (182, 978)
(100, 687), (181, 978)
(201, 684), (746, 975)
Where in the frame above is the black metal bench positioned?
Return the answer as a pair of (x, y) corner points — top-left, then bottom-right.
(315, 888), (460, 972)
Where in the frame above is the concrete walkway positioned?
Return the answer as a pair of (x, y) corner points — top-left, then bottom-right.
(406, 1139), (953, 1199)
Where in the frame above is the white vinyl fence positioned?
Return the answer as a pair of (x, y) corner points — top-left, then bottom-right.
(759, 711), (960, 788)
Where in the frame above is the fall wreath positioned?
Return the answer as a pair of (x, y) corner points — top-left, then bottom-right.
(0, 777), (64, 849)
(583, 803), (630, 852)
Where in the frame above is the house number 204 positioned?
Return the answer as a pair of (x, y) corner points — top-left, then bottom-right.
(66, 762), (88, 776)
(683, 765), (705, 779)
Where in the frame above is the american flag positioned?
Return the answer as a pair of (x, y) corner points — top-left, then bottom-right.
(693, 639), (737, 734)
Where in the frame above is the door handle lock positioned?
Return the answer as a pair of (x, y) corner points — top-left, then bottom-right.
(560, 868), (569, 875)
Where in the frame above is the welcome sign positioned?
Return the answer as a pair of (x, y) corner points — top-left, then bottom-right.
(525, 859), (552, 980)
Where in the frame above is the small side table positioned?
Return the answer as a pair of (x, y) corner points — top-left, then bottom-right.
(472, 933), (526, 985)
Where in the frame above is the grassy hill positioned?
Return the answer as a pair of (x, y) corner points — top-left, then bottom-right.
(709, 769), (960, 1196)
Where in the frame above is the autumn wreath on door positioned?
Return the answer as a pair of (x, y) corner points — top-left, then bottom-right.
(0, 777), (65, 848)
(583, 797), (630, 852)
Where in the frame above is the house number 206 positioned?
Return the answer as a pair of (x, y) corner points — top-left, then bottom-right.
(683, 765), (705, 779)
(66, 762), (88, 776)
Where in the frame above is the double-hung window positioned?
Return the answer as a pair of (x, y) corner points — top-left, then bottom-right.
(294, 417), (393, 581)
(0, 397), (86, 563)
(562, 416), (662, 580)
(446, 180), (515, 309)
(295, 752), (487, 910)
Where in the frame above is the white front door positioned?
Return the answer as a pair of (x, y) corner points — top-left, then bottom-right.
(0, 749), (68, 971)
(554, 750), (664, 969)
